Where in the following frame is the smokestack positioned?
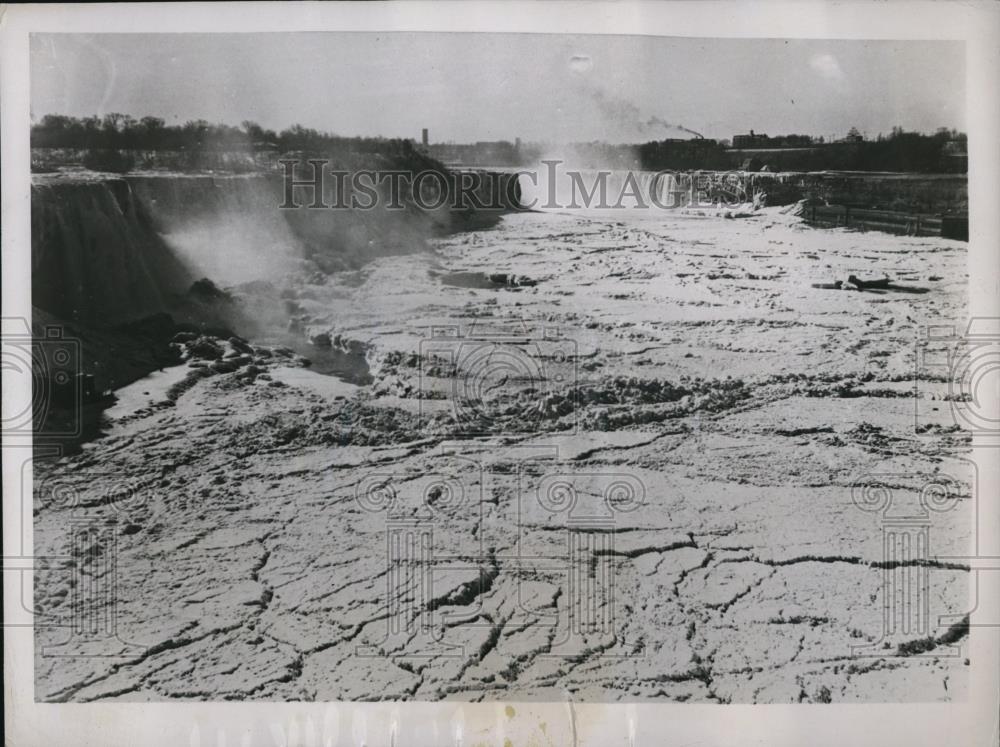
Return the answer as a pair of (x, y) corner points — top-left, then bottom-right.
(421, 128), (429, 147)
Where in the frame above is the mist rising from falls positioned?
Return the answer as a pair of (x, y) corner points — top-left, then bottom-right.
(127, 175), (301, 287)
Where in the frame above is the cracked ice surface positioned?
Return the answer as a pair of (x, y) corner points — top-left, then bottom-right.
(34, 207), (972, 702)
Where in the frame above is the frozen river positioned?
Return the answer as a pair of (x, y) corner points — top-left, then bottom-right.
(35, 206), (972, 702)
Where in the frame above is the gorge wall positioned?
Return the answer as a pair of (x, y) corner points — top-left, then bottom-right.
(31, 167), (521, 329)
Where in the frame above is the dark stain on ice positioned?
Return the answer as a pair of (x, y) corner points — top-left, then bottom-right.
(261, 335), (373, 385)
(433, 270), (538, 289)
(436, 270), (506, 289)
(302, 346), (372, 385)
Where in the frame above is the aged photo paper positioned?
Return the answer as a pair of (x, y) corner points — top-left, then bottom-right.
(3, 2), (998, 745)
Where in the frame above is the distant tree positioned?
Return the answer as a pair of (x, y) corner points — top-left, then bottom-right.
(241, 120), (265, 141)
(30, 114), (964, 174)
(102, 113), (127, 133)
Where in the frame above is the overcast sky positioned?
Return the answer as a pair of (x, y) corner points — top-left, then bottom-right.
(30, 33), (965, 143)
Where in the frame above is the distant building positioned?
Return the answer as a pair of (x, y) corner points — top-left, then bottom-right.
(940, 139), (968, 173)
(731, 131), (819, 149)
(732, 130), (770, 148)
